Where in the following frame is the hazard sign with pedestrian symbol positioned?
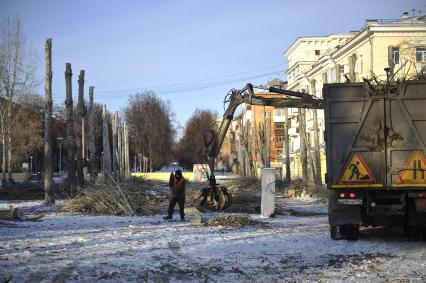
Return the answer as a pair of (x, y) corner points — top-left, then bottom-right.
(338, 152), (376, 184)
(397, 150), (426, 184)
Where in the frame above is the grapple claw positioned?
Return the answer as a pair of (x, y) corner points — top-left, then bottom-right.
(194, 185), (232, 212)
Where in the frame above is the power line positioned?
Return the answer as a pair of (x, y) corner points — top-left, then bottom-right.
(52, 63), (287, 97)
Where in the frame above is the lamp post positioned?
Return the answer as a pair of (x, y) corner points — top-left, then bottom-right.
(143, 156), (149, 173)
(57, 137), (63, 176)
(30, 155), (33, 174)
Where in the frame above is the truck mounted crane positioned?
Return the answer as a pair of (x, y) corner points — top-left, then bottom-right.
(193, 83), (323, 212)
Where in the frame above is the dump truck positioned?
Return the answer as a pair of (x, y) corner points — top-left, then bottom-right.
(325, 80), (426, 240)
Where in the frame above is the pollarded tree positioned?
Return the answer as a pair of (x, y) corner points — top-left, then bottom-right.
(124, 91), (175, 171)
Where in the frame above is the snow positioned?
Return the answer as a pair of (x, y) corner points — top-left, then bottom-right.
(1, 199), (425, 282)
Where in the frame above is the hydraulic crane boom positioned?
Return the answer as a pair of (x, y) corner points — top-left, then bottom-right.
(195, 83), (324, 212)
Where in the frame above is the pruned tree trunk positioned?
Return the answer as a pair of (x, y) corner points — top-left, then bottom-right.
(246, 120), (254, 177)
(242, 120), (252, 177)
(299, 108), (308, 183)
(265, 115), (271, 168)
(310, 80), (322, 185)
(1, 132), (6, 184)
(118, 121), (123, 180)
(76, 70), (85, 187)
(252, 105), (261, 175)
(112, 112), (119, 178)
(7, 124), (12, 183)
(284, 108), (291, 181)
(237, 123), (245, 177)
(102, 105), (112, 176)
(88, 86), (95, 182)
(44, 38), (54, 204)
(308, 150), (316, 185)
(312, 109), (322, 185)
(65, 63), (76, 197)
(124, 123), (130, 181)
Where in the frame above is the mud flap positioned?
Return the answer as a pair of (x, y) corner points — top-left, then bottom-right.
(328, 190), (361, 226)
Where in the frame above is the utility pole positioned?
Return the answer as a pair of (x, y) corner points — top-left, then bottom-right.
(76, 70), (85, 187)
(44, 38), (54, 204)
(65, 63), (76, 197)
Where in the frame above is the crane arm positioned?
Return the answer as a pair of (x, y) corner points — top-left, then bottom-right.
(196, 83), (324, 211)
(205, 83), (323, 184)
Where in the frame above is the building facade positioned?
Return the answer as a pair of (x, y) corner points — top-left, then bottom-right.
(284, 13), (426, 181)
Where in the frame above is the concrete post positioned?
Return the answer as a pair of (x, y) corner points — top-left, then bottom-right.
(261, 168), (275, 217)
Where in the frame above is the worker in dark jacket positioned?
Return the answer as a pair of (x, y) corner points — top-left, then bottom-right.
(164, 169), (187, 221)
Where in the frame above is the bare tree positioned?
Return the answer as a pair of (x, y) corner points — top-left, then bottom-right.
(175, 108), (216, 170)
(124, 91), (175, 171)
(0, 16), (37, 183)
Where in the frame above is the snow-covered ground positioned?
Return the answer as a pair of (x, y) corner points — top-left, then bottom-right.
(1, 199), (425, 282)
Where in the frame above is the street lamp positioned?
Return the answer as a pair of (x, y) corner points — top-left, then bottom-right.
(57, 137), (63, 176)
(30, 155), (33, 174)
(143, 156), (149, 173)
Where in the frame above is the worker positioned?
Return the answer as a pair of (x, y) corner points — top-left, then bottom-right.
(164, 169), (187, 221)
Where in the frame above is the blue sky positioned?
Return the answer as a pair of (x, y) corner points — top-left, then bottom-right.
(1, 0), (425, 129)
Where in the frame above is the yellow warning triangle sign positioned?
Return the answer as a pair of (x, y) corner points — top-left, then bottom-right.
(338, 152), (376, 184)
(398, 151), (426, 183)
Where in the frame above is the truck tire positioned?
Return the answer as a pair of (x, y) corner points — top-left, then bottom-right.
(342, 224), (359, 240)
(330, 225), (359, 240)
(330, 226), (344, 240)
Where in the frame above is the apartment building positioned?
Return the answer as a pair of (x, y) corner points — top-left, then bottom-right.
(284, 13), (426, 181)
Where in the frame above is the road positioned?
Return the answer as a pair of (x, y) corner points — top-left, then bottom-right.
(0, 198), (425, 282)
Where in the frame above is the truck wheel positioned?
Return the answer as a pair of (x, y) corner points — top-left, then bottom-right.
(330, 226), (344, 240)
(343, 224), (359, 240)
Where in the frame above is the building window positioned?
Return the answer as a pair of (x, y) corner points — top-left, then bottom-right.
(275, 122), (285, 130)
(275, 135), (285, 142)
(274, 108), (285, 116)
(393, 47), (400, 64)
(264, 111), (271, 119)
(315, 50), (321, 56)
(328, 68), (336, 82)
(416, 48), (426, 62)
(277, 149), (283, 161)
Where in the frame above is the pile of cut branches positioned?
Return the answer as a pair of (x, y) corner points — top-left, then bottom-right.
(203, 215), (265, 228)
(64, 177), (170, 216)
(285, 179), (327, 199)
